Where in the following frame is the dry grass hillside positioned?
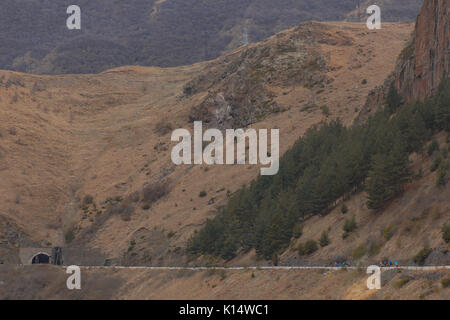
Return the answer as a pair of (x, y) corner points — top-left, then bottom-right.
(0, 22), (415, 267)
(0, 265), (448, 300)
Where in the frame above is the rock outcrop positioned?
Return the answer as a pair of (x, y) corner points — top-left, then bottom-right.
(398, 0), (449, 100)
(359, 0), (449, 121)
(187, 22), (338, 128)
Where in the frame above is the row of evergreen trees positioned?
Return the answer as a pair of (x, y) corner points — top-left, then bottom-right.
(187, 78), (450, 260)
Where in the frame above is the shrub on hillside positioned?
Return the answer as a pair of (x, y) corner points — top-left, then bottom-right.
(342, 216), (357, 239)
(64, 227), (75, 243)
(142, 181), (169, 204)
(341, 203), (348, 214)
(320, 105), (330, 116)
(271, 253), (279, 266)
(383, 225), (395, 241)
(427, 140), (440, 156)
(394, 277), (411, 288)
(298, 240), (318, 256)
(352, 244), (367, 260)
(319, 231), (330, 247)
(106, 202), (135, 221)
(442, 225), (450, 244)
(82, 194), (94, 206)
(343, 216), (357, 233)
(441, 277), (450, 288)
(292, 223), (303, 239)
(430, 156), (442, 172)
(154, 119), (173, 136)
(367, 240), (381, 257)
(436, 160), (448, 187)
(413, 247), (432, 266)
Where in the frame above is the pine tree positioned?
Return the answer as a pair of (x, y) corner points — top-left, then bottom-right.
(436, 161), (448, 188)
(387, 137), (411, 195)
(319, 231), (330, 247)
(434, 77), (450, 131)
(385, 82), (402, 115)
(366, 154), (391, 210)
(394, 106), (427, 152)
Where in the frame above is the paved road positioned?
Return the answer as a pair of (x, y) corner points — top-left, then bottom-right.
(76, 265), (450, 271)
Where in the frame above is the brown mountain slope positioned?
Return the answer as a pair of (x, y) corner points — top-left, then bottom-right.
(0, 265), (449, 299)
(0, 22), (413, 265)
(265, 0), (450, 269)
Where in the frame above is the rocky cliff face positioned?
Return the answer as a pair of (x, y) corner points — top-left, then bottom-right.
(359, 0), (449, 121)
(398, 0), (449, 100)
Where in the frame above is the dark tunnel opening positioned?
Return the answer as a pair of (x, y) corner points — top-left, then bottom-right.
(31, 253), (50, 264)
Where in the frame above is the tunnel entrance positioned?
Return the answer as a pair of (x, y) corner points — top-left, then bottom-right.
(31, 253), (50, 264)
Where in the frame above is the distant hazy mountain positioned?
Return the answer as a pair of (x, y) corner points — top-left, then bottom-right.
(0, 0), (423, 74)
(346, 0), (425, 22)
